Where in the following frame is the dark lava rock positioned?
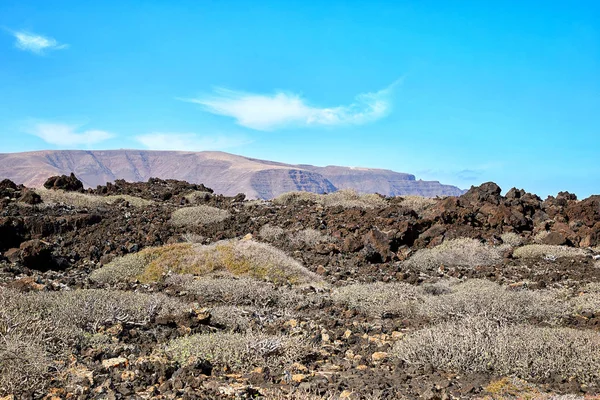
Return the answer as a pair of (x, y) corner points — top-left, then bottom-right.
(44, 173), (84, 192)
(20, 189), (43, 205)
(19, 239), (66, 271)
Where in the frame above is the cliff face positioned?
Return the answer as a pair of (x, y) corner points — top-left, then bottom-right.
(0, 150), (465, 199)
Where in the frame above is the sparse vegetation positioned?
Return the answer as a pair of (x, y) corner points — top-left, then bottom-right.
(210, 305), (295, 332)
(513, 244), (587, 259)
(403, 238), (503, 272)
(35, 188), (153, 208)
(394, 316), (600, 384)
(165, 274), (303, 307)
(291, 228), (335, 247)
(273, 189), (387, 209)
(332, 282), (423, 318)
(164, 331), (310, 371)
(259, 224), (286, 242)
(419, 279), (565, 324)
(170, 205), (230, 228)
(500, 232), (523, 247)
(399, 195), (437, 216)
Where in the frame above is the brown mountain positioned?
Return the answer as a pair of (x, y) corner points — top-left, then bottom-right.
(0, 150), (464, 199)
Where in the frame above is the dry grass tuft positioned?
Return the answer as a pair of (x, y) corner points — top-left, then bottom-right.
(331, 282), (423, 318)
(393, 316), (600, 384)
(403, 238), (503, 272)
(170, 205), (230, 228)
(164, 331), (311, 372)
(259, 224), (286, 242)
(513, 244), (587, 259)
(36, 188), (153, 208)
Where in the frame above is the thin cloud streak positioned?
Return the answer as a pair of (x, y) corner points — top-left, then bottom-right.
(136, 133), (251, 151)
(183, 79), (402, 131)
(10, 30), (68, 54)
(27, 123), (114, 146)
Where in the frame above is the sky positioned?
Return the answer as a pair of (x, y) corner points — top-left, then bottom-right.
(0, 1), (598, 198)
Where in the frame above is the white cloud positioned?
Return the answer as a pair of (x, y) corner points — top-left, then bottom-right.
(183, 79), (402, 131)
(28, 123), (114, 146)
(12, 31), (68, 54)
(136, 133), (250, 151)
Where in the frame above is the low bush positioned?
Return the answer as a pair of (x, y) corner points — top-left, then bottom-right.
(166, 275), (302, 307)
(331, 282), (423, 318)
(92, 239), (322, 285)
(291, 228), (336, 247)
(164, 331), (310, 371)
(513, 244), (587, 259)
(403, 238), (503, 272)
(210, 305), (295, 332)
(170, 205), (230, 228)
(570, 283), (600, 316)
(259, 224), (286, 242)
(399, 196), (436, 216)
(393, 316), (600, 384)
(500, 232), (523, 247)
(419, 279), (565, 324)
(36, 188), (153, 208)
(273, 189), (387, 209)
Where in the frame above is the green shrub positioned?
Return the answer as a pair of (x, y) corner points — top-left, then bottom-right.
(170, 205), (230, 228)
(403, 238), (503, 272)
(393, 316), (600, 384)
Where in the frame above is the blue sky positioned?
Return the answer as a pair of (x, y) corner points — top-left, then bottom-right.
(0, 1), (598, 198)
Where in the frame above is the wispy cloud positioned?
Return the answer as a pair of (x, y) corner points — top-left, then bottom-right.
(10, 30), (68, 54)
(135, 133), (250, 151)
(27, 122), (114, 146)
(182, 79), (402, 131)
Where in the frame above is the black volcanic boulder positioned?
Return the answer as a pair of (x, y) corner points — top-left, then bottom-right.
(44, 173), (84, 192)
(461, 182), (502, 205)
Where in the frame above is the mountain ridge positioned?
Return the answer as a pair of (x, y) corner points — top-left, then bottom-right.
(0, 149), (465, 199)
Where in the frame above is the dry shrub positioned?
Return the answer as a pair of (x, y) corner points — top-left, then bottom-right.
(533, 230), (551, 244)
(164, 331), (310, 372)
(331, 282), (423, 318)
(41, 289), (189, 332)
(93, 240), (321, 285)
(210, 305), (295, 332)
(36, 188), (152, 208)
(291, 228), (335, 247)
(259, 224), (286, 242)
(419, 279), (565, 324)
(170, 205), (230, 228)
(394, 316), (600, 384)
(513, 244), (587, 259)
(181, 233), (204, 243)
(0, 288), (67, 396)
(403, 238), (502, 272)
(184, 191), (213, 203)
(570, 283), (600, 316)
(400, 195), (436, 216)
(273, 189), (387, 209)
(166, 275), (302, 307)
(500, 232), (523, 247)
(90, 243), (196, 284)
(193, 240), (321, 285)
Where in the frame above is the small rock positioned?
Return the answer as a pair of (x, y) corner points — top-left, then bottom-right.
(102, 357), (128, 369)
(292, 374), (306, 383)
(371, 352), (388, 362)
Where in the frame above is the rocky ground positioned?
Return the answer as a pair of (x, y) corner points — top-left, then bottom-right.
(1, 175), (600, 399)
